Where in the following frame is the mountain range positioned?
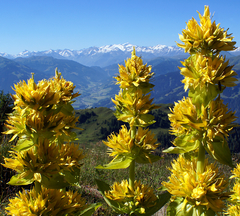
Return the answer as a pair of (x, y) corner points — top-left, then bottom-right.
(1, 43), (192, 67)
(0, 43), (240, 122)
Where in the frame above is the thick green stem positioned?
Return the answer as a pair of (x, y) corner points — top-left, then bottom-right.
(129, 160), (135, 190)
(196, 141), (205, 180)
(130, 126), (136, 139)
(129, 126), (136, 190)
(35, 181), (41, 195)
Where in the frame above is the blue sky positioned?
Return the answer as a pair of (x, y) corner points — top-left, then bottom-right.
(0, 0), (239, 54)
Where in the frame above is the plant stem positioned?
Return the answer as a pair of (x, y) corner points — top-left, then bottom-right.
(129, 126), (136, 190)
(197, 141), (205, 180)
(130, 126), (136, 139)
(129, 160), (135, 190)
(35, 181), (41, 195)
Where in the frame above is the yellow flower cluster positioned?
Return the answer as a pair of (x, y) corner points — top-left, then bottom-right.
(3, 69), (99, 214)
(12, 70), (80, 109)
(103, 125), (134, 157)
(168, 97), (236, 152)
(227, 164), (240, 215)
(4, 69), (81, 142)
(112, 48), (159, 127)
(163, 5), (237, 215)
(179, 54), (238, 92)
(168, 97), (198, 136)
(103, 125), (159, 164)
(115, 48), (154, 89)
(112, 89), (158, 127)
(162, 155), (229, 213)
(177, 5), (236, 54)
(97, 48), (165, 214)
(3, 139), (84, 185)
(105, 179), (157, 214)
(5, 106), (80, 142)
(6, 186), (87, 216)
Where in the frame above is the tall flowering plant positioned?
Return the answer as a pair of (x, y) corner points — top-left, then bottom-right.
(2, 69), (100, 215)
(162, 6), (238, 215)
(96, 48), (171, 215)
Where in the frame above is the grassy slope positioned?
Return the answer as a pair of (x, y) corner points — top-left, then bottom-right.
(74, 104), (174, 147)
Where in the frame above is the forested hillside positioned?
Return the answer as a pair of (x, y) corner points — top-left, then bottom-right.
(74, 105), (240, 153)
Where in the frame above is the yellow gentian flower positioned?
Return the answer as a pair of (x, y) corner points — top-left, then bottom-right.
(115, 48), (154, 89)
(12, 73), (59, 111)
(177, 5), (236, 54)
(3, 139), (61, 182)
(103, 125), (160, 164)
(3, 139), (85, 184)
(162, 155), (229, 213)
(112, 89), (158, 127)
(169, 97), (236, 143)
(227, 163), (240, 215)
(49, 68), (80, 103)
(105, 179), (157, 214)
(103, 125), (134, 159)
(179, 53), (238, 92)
(6, 186), (87, 216)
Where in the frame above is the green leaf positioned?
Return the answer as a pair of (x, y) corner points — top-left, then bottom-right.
(78, 203), (102, 216)
(14, 139), (34, 151)
(189, 84), (222, 109)
(8, 174), (33, 186)
(61, 168), (80, 184)
(135, 153), (162, 164)
(41, 174), (70, 189)
(134, 114), (156, 127)
(204, 137), (233, 167)
(96, 154), (134, 169)
(142, 192), (171, 216)
(60, 103), (74, 116)
(157, 185), (168, 192)
(163, 134), (200, 154)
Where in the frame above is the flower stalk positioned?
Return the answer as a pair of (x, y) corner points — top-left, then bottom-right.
(96, 48), (170, 215)
(129, 160), (135, 191)
(2, 68), (100, 215)
(163, 5), (238, 215)
(196, 141), (205, 178)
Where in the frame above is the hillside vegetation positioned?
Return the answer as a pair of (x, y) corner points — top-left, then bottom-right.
(74, 105), (240, 153)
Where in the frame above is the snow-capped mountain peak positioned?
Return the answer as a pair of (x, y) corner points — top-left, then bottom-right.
(0, 43), (187, 67)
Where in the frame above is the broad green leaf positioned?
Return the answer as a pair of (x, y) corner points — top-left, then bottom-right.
(134, 114), (156, 127)
(95, 179), (111, 192)
(204, 137), (233, 167)
(14, 139), (34, 151)
(61, 168), (80, 184)
(41, 174), (70, 189)
(163, 137), (199, 154)
(95, 154), (134, 169)
(8, 174), (33, 186)
(189, 84), (222, 109)
(135, 153), (162, 164)
(60, 103), (74, 116)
